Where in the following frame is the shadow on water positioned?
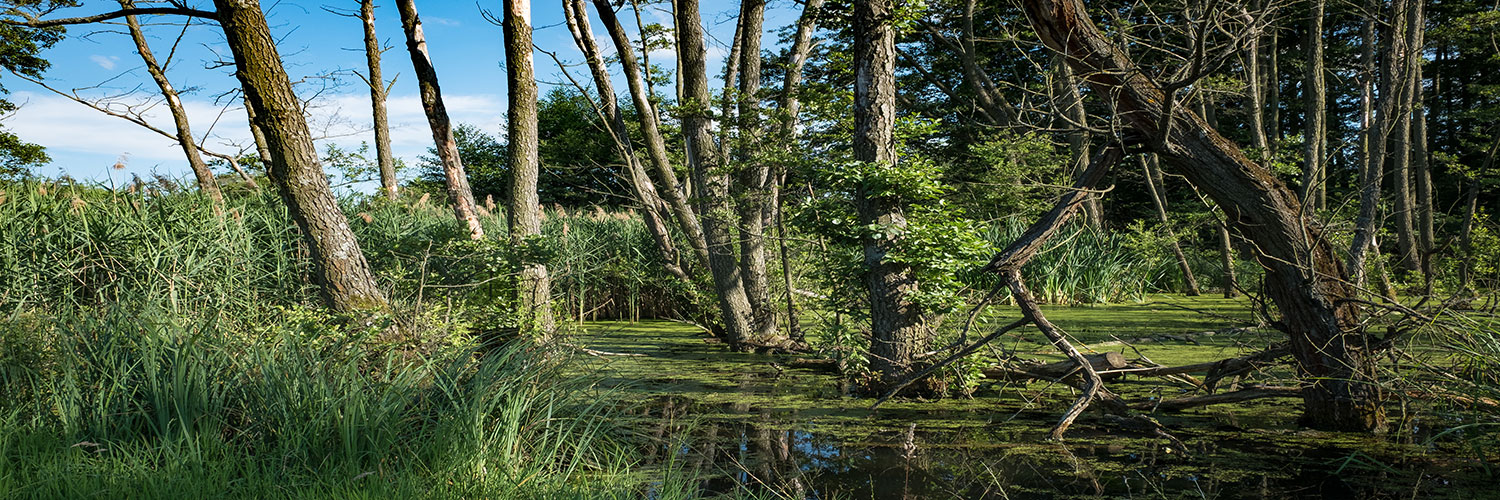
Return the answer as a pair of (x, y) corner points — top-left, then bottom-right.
(583, 320), (1495, 499)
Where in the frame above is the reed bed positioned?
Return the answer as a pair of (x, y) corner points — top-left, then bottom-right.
(0, 180), (736, 499)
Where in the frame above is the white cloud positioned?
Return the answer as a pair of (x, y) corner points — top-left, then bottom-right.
(89, 55), (120, 70)
(426, 17), (461, 27)
(6, 89), (508, 186)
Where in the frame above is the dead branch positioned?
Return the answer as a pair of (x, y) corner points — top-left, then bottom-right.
(1135, 385), (1302, 411)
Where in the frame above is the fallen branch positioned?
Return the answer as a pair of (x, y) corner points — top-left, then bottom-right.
(1135, 385), (1302, 411)
(984, 352), (1127, 382)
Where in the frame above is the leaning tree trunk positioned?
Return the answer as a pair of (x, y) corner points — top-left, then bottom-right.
(591, 0), (712, 270)
(1141, 154), (1200, 295)
(215, 0), (387, 312)
(676, 0), (756, 347)
(504, 0), (552, 335)
(359, 0), (398, 200)
(856, 0), (928, 394)
(394, 0), (484, 240)
(122, 1), (222, 206)
(561, 0), (687, 281)
(1021, 0), (1385, 431)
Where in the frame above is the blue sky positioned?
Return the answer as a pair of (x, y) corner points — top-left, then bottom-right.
(6, 0), (799, 191)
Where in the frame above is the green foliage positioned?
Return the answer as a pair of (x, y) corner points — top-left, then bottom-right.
(415, 123), (509, 201)
(950, 131), (1070, 219)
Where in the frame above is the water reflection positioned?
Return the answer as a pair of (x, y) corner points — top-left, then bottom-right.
(626, 393), (1471, 499)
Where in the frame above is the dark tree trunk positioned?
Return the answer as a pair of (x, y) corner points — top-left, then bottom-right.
(1021, 0), (1385, 431)
(394, 0), (484, 240)
(359, 0), (397, 200)
(122, 1), (222, 206)
(856, 0), (928, 393)
(676, 0), (756, 347)
(504, 0), (552, 334)
(215, 0), (387, 312)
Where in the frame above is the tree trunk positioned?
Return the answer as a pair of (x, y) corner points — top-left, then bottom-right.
(1410, 0), (1433, 290)
(1055, 58), (1103, 229)
(503, 0), (552, 334)
(394, 0), (484, 240)
(1219, 220), (1238, 298)
(1300, 0), (1326, 210)
(122, 1), (222, 206)
(561, 0), (687, 281)
(591, 0), (712, 270)
(1244, 3), (1269, 154)
(676, 0), (756, 347)
(359, 0), (398, 200)
(1021, 0), (1385, 432)
(1200, 97), (1239, 298)
(732, 0), (777, 340)
(1349, 0), (1412, 287)
(246, 100), (274, 173)
(1142, 154), (1200, 295)
(215, 0), (387, 312)
(773, 0), (825, 341)
(856, 0), (927, 393)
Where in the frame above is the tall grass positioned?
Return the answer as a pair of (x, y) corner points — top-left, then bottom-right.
(0, 180), (729, 498)
(970, 219), (1161, 304)
(0, 180), (311, 315)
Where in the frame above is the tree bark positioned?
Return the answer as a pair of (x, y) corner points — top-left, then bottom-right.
(1243, 3), (1268, 154)
(1141, 154), (1200, 295)
(1219, 220), (1238, 298)
(591, 0), (712, 269)
(1021, 0), (1385, 431)
(1300, 0), (1326, 210)
(676, 0), (756, 347)
(855, 0), (928, 393)
(121, 1), (222, 206)
(394, 0), (484, 240)
(1410, 0), (1433, 288)
(561, 0), (687, 281)
(215, 0), (387, 312)
(359, 0), (398, 200)
(1349, 0), (1412, 287)
(504, 0), (552, 335)
(732, 0), (777, 340)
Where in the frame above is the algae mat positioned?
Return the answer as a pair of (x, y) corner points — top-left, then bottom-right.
(573, 296), (1495, 499)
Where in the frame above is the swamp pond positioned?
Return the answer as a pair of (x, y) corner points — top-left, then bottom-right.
(574, 296), (1497, 499)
